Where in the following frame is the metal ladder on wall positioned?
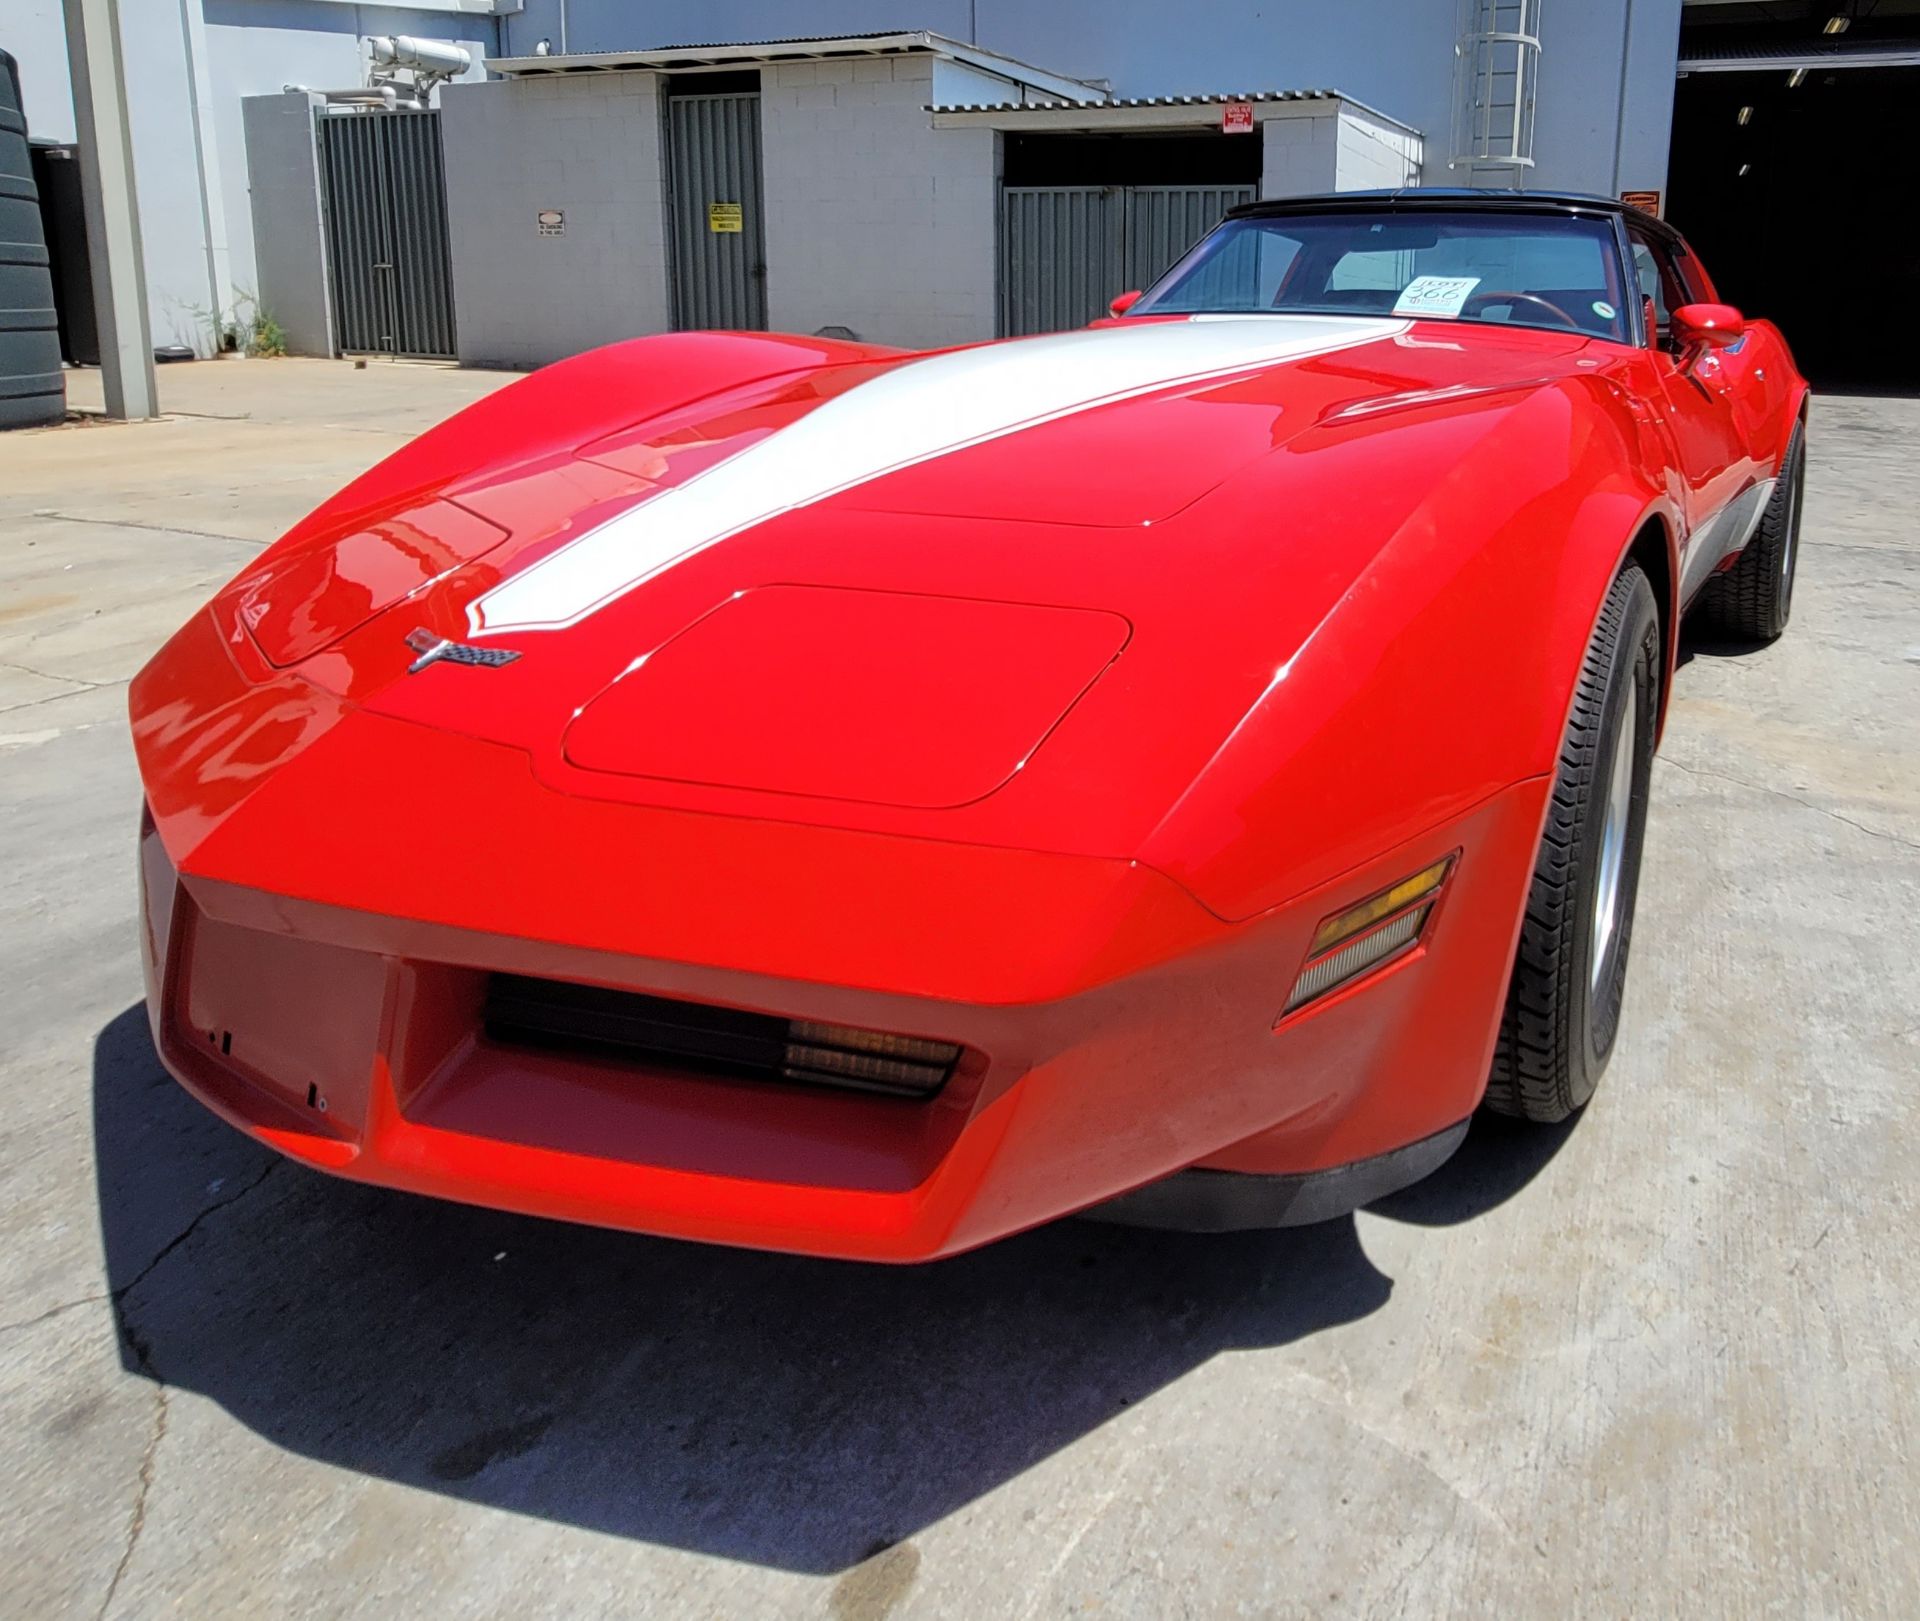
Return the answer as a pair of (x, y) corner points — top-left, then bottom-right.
(1450, 0), (1542, 185)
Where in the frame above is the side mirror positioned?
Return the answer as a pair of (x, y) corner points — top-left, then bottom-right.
(1108, 289), (1143, 318)
(1671, 302), (1745, 349)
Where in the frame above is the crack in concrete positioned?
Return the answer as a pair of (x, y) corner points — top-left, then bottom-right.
(112, 1160), (281, 1311)
(1803, 539), (1920, 559)
(0, 658), (106, 690)
(88, 1160), (281, 1618)
(0, 661), (116, 716)
(28, 509), (263, 548)
(0, 1292), (111, 1338)
(97, 1359), (167, 1621)
(1660, 757), (1920, 853)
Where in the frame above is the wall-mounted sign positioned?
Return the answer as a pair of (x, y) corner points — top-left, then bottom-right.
(1620, 190), (1662, 217)
(1222, 100), (1255, 134)
(537, 208), (564, 236)
(708, 201), (743, 233)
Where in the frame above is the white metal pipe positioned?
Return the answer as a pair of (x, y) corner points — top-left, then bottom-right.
(368, 35), (472, 76)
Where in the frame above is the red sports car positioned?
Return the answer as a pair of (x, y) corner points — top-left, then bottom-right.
(131, 191), (1806, 1259)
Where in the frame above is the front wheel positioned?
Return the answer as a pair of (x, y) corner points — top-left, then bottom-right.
(1483, 563), (1661, 1123)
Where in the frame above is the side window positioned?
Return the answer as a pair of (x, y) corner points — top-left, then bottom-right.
(1627, 228), (1689, 348)
(1672, 243), (1714, 304)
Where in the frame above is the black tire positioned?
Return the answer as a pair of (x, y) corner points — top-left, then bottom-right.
(1694, 423), (1805, 644)
(1483, 564), (1660, 1123)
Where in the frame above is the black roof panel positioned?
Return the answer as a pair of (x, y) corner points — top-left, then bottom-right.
(1224, 188), (1684, 242)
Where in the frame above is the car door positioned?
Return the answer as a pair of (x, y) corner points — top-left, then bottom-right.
(1674, 235), (1795, 455)
(1625, 222), (1757, 602)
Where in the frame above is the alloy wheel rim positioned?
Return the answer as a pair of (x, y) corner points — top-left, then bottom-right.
(1589, 694), (1638, 996)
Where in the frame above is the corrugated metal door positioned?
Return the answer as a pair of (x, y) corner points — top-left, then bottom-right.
(999, 184), (1256, 337)
(318, 110), (456, 359)
(1001, 186), (1123, 340)
(1124, 186), (1256, 295)
(666, 92), (767, 331)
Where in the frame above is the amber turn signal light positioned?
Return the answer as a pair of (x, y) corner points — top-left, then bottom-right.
(1307, 855), (1455, 956)
(1285, 854), (1458, 1015)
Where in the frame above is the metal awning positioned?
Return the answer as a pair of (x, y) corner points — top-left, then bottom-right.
(491, 30), (1104, 102)
(1678, 38), (1920, 71)
(929, 88), (1418, 135)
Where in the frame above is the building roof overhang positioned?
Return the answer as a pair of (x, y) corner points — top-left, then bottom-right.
(927, 89), (1419, 135)
(1677, 37), (1920, 70)
(491, 30), (1104, 101)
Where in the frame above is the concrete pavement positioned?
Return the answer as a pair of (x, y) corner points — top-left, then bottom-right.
(2, 357), (1916, 1618)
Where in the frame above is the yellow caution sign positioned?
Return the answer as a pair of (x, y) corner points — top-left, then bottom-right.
(708, 202), (743, 234)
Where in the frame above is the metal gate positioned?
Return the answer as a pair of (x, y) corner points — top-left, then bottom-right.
(665, 91), (768, 331)
(1000, 184), (1255, 337)
(318, 110), (456, 359)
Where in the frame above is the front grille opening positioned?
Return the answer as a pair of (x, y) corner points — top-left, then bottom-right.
(483, 974), (960, 1100)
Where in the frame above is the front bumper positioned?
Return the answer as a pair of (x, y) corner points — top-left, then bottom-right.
(138, 766), (1545, 1262)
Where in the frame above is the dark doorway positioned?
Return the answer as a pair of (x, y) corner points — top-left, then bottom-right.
(1002, 130), (1263, 189)
(1668, 64), (1920, 391)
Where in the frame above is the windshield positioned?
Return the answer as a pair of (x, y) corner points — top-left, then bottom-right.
(1131, 209), (1630, 342)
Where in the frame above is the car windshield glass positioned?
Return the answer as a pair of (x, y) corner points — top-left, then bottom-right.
(1132, 209), (1630, 342)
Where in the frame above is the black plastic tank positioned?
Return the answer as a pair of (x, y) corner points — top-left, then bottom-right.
(1, 47), (64, 428)
(32, 141), (97, 366)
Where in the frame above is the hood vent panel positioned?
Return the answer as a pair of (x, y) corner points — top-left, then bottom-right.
(563, 585), (1131, 809)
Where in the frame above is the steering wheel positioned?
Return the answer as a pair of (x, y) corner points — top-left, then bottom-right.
(1459, 290), (1580, 328)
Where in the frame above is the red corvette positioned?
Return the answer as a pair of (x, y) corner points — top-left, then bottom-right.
(131, 192), (1806, 1259)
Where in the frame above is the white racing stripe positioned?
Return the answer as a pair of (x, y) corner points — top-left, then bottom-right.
(468, 314), (1405, 636)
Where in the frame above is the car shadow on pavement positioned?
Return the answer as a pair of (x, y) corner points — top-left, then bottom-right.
(92, 1004), (1501, 1574)
(1366, 1111), (1582, 1226)
(1676, 617), (1786, 666)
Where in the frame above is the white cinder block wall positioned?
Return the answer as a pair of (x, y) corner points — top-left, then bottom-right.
(1258, 110), (1340, 199)
(441, 71), (672, 369)
(1259, 102), (1421, 198)
(760, 57), (999, 349)
(1334, 106), (1423, 190)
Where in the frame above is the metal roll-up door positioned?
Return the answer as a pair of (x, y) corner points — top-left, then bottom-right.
(666, 91), (767, 331)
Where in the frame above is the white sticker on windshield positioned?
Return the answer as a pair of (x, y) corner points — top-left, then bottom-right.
(1592, 299), (1617, 320)
(1392, 276), (1482, 319)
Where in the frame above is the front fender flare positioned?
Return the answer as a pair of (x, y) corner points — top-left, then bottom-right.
(1141, 385), (1680, 923)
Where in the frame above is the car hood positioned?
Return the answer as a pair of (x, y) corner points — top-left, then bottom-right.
(168, 316), (1604, 862)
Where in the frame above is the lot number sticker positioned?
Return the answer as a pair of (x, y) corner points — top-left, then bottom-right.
(708, 202), (743, 233)
(1392, 276), (1481, 318)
